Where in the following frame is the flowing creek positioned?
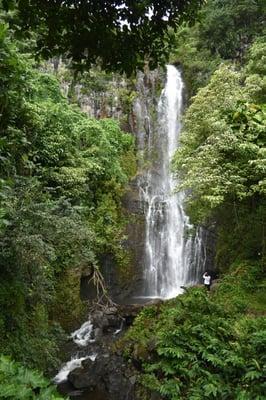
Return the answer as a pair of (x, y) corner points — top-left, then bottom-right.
(55, 305), (142, 400)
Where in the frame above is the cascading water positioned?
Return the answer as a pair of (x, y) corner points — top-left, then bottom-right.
(54, 320), (96, 385)
(137, 65), (204, 299)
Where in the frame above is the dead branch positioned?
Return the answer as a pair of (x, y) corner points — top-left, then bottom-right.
(87, 266), (117, 310)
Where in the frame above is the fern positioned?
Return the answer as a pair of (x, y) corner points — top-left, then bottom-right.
(0, 356), (67, 400)
(122, 287), (266, 400)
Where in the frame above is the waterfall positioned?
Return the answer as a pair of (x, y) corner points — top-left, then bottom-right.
(137, 65), (204, 299)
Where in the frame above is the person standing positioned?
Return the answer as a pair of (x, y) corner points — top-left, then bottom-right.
(203, 272), (211, 291)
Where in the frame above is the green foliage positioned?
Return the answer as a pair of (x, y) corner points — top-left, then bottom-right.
(0, 23), (136, 371)
(214, 199), (265, 270)
(169, 24), (221, 96)
(173, 65), (262, 211)
(0, 356), (66, 399)
(77, 68), (115, 94)
(244, 37), (266, 103)
(53, 62), (138, 132)
(213, 261), (266, 313)
(198, 0), (266, 60)
(8, 0), (205, 74)
(50, 268), (87, 332)
(172, 38), (265, 266)
(122, 271), (266, 400)
(170, 1), (266, 96)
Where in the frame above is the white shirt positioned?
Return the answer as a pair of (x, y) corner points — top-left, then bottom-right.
(203, 274), (211, 285)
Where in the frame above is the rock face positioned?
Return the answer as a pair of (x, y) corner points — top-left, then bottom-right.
(68, 354), (135, 400)
(98, 70), (163, 302)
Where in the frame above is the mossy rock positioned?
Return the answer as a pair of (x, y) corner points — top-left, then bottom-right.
(50, 268), (87, 331)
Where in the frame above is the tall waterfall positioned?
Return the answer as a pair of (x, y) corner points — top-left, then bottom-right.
(136, 65), (204, 299)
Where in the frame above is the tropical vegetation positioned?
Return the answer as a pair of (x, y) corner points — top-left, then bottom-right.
(0, 0), (265, 399)
(0, 19), (135, 375)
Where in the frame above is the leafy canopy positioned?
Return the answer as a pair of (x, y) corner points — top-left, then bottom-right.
(6, 0), (205, 74)
(198, 0), (266, 60)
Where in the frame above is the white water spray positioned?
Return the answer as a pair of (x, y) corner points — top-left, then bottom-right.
(138, 65), (201, 299)
(54, 320), (97, 384)
(71, 320), (95, 347)
(54, 356), (89, 384)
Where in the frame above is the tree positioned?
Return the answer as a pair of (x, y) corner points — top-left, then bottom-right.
(172, 38), (266, 267)
(169, 0), (266, 97)
(6, 0), (205, 74)
(198, 0), (266, 60)
(172, 59), (265, 220)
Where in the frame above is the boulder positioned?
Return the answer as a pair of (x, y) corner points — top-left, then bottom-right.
(68, 354), (135, 400)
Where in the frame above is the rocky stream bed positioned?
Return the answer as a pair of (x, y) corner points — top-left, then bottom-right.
(55, 302), (156, 400)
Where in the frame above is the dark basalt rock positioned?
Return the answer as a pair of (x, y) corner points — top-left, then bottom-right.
(68, 357), (104, 389)
(64, 305), (143, 400)
(68, 354), (136, 400)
